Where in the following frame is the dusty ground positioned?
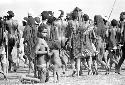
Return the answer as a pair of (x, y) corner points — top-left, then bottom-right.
(0, 63), (125, 85)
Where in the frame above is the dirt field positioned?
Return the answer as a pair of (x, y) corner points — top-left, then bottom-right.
(0, 63), (125, 85)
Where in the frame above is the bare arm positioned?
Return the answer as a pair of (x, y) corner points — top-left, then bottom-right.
(120, 21), (124, 36)
(47, 47), (53, 56)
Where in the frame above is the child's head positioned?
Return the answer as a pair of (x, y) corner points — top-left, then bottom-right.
(38, 24), (48, 38)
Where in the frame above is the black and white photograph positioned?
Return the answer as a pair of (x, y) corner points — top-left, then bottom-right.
(0, 0), (125, 85)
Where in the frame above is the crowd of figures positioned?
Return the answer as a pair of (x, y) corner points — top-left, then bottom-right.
(1, 7), (125, 83)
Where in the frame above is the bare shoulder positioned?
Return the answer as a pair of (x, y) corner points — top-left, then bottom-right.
(36, 38), (43, 49)
(37, 38), (47, 45)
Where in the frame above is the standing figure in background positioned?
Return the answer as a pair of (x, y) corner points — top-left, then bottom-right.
(5, 11), (19, 72)
(107, 19), (118, 71)
(116, 12), (125, 74)
(23, 11), (38, 75)
(94, 15), (109, 74)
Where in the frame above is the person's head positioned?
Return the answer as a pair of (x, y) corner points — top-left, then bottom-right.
(94, 15), (104, 25)
(38, 24), (48, 38)
(71, 11), (78, 20)
(111, 19), (118, 27)
(34, 17), (41, 28)
(83, 14), (89, 21)
(41, 11), (53, 21)
(120, 12), (125, 21)
(7, 11), (14, 17)
(7, 11), (14, 19)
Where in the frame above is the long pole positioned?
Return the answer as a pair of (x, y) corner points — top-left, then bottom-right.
(108, 0), (117, 20)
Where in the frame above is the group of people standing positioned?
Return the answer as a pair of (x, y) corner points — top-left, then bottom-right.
(1, 7), (125, 83)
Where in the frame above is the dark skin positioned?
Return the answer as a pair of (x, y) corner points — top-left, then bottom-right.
(35, 30), (51, 82)
(35, 29), (50, 65)
(35, 38), (49, 65)
(5, 14), (19, 72)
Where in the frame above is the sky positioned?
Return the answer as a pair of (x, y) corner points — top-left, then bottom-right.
(0, 0), (125, 25)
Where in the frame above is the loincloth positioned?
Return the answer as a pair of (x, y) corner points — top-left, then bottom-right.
(37, 64), (47, 71)
(37, 64), (46, 68)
